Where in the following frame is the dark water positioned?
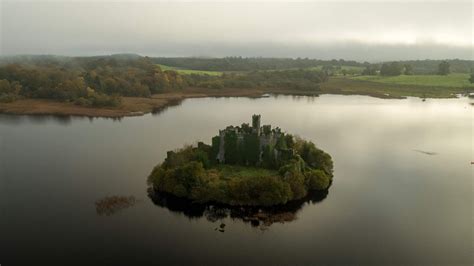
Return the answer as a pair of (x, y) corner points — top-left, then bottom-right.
(1, 95), (472, 265)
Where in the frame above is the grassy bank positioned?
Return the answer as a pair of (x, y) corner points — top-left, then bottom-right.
(352, 73), (472, 88)
(321, 76), (473, 98)
(0, 88), (266, 117)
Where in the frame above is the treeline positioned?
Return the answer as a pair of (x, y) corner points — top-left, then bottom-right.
(396, 59), (473, 74)
(185, 69), (328, 91)
(362, 62), (414, 76)
(0, 56), (186, 105)
(362, 60), (474, 76)
(148, 136), (334, 206)
(153, 57), (363, 71)
(153, 57), (473, 74)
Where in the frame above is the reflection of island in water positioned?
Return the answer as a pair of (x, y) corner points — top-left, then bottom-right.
(147, 188), (328, 228)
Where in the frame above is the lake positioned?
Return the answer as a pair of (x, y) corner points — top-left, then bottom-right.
(0, 95), (472, 265)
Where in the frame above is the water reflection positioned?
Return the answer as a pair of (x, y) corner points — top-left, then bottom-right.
(151, 98), (183, 115)
(147, 188), (328, 229)
(0, 113), (126, 125)
(0, 114), (76, 125)
(95, 195), (140, 216)
(0, 95), (323, 126)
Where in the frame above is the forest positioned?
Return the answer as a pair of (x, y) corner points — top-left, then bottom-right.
(0, 55), (328, 106)
(0, 56), (185, 106)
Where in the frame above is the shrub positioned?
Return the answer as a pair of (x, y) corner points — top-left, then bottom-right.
(0, 93), (20, 103)
(294, 138), (333, 176)
(172, 184), (188, 197)
(90, 94), (122, 107)
(307, 169), (331, 190)
(227, 175), (292, 206)
(74, 97), (92, 106)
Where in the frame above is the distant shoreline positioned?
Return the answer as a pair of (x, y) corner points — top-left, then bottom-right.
(0, 87), (324, 118)
(0, 88), (270, 118)
(0, 78), (470, 118)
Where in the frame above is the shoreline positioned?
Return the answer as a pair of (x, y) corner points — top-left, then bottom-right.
(0, 88), (268, 118)
(0, 78), (470, 118)
(0, 87), (325, 118)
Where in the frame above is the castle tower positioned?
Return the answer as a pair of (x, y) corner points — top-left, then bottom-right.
(252, 114), (261, 135)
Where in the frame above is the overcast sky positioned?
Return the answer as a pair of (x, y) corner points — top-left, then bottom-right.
(1, 0), (472, 61)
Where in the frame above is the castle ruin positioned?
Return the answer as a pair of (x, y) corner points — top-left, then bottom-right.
(213, 115), (292, 165)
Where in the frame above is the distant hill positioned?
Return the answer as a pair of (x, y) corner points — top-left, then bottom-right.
(0, 53), (142, 65)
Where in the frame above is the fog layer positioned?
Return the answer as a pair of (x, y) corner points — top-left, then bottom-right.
(1, 1), (472, 61)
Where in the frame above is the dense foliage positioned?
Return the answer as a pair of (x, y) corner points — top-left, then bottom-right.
(437, 61), (450, 75)
(361, 60), (473, 77)
(378, 62), (413, 76)
(184, 69), (328, 91)
(0, 56), (184, 105)
(361, 65), (378, 75)
(380, 62), (403, 76)
(148, 136), (334, 206)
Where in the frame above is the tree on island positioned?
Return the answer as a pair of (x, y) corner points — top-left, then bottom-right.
(437, 61), (450, 75)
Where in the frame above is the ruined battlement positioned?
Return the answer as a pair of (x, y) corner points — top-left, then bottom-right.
(213, 115), (290, 164)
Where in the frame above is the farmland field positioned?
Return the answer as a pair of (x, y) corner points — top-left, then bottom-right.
(352, 73), (472, 88)
(271, 65), (364, 74)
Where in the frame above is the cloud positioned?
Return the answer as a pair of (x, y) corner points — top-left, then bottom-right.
(1, 1), (472, 60)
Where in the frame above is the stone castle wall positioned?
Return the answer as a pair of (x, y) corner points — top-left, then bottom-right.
(215, 115), (283, 164)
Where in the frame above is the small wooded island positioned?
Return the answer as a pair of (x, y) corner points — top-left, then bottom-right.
(148, 115), (334, 206)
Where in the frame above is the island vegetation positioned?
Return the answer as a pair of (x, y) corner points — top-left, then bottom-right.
(148, 115), (333, 206)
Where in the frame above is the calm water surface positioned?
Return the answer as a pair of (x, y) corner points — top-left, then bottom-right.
(1, 95), (472, 265)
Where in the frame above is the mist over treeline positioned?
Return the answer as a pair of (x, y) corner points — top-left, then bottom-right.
(1, 54), (472, 74)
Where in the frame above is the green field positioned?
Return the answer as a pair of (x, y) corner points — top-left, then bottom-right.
(308, 65), (364, 72)
(352, 73), (473, 88)
(157, 64), (222, 76)
(321, 76), (474, 98)
(269, 65), (364, 75)
(214, 165), (278, 180)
